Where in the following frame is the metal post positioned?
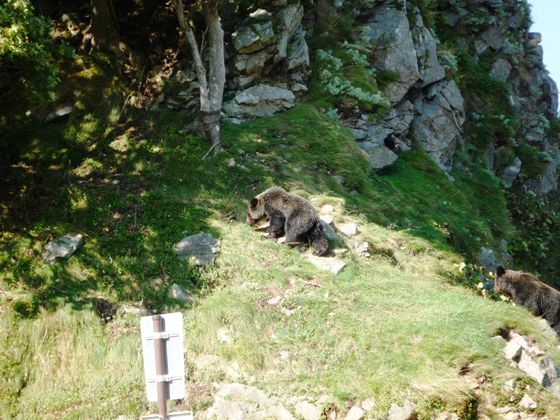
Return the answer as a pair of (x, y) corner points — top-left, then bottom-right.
(152, 315), (168, 420)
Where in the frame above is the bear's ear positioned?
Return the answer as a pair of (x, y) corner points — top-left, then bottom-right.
(497, 266), (506, 277)
(250, 198), (259, 209)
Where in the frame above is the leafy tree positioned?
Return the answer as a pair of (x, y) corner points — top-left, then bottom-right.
(172, 0), (225, 155)
(0, 0), (67, 105)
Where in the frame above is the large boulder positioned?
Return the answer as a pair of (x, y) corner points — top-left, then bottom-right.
(412, 11), (446, 87)
(358, 141), (399, 170)
(542, 75), (559, 118)
(276, 3), (305, 60)
(411, 80), (465, 172)
(362, 7), (420, 104)
(525, 159), (559, 195)
(490, 58), (512, 82)
(501, 157), (522, 188)
(232, 22), (275, 54)
(224, 84), (296, 118)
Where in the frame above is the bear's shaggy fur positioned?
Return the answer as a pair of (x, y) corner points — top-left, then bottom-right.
(246, 186), (329, 256)
(495, 266), (560, 333)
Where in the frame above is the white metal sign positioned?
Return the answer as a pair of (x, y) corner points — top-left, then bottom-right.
(140, 312), (185, 402)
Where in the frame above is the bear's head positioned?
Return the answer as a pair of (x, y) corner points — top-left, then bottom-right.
(246, 197), (266, 225)
(494, 266), (510, 295)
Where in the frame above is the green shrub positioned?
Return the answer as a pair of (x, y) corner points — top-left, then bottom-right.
(0, 0), (70, 105)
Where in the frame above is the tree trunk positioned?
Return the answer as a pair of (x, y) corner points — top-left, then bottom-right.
(87, 0), (120, 50)
(202, 1), (225, 154)
(173, 0), (225, 155)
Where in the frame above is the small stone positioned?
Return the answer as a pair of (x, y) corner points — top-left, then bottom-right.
(304, 255), (346, 274)
(279, 351), (290, 360)
(339, 223), (358, 237)
(519, 394), (537, 410)
(361, 399), (375, 411)
(227, 158), (236, 167)
(44, 105), (74, 123)
(354, 241), (371, 258)
(345, 405), (364, 420)
(333, 248), (348, 256)
(169, 283), (190, 303)
(321, 204), (334, 215)
(295, 401), (322, 420)
(267, 296), (282, 305)
(434, 413), (459, 420)
(388, 400), (417, 420)
(217, 327), (233, 344)
(503, 379), (517, 393)
(42, 234), (85, 264)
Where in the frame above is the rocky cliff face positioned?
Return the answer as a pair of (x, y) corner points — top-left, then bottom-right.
(204, 0), (558, 195)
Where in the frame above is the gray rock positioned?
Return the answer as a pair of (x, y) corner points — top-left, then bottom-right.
(501, 157), (522, 188)
(538, 355), (560, 393)
(498, 239), (514, 268)
(362, 8), (420, 103)
(42, 234), (84, 264)
(44, 105), (74, 123)
(169, 283), (190, 303)
(351, 128), (368, 140)
(287, 29), (310, 71)
(304, 255), (346, 274)
(345, 405), (364, 420)
(528, 32), (542, 46)
(320, 219), (339, 242)
(525, 160), (558, 195)
(233, 49), (273, 75)
(434, 414), (459, 420)
(519, 394), (537, 410)
(474, 39), (489, 56)
(412, 12), (446, 87)
(338, 222), (358, 237)
(491, 58), (512, 82)
(295, 401), (321, 420)
(412, 80), (464, 172)
(411, 102), (461, 172)
(484, 142), (495, 170)
(478, 247), (501, 273)
(517, 350), (545, 385)
(361, 399), (375, 411)
(174, 233), (220, 266)
(503, 341), (523, 361)
(481, 26), (504, 51)
(538, 318), (558, 339)
(277, 3), (304, 60)
(224, 84), (296, 118)
(354, 241), (371, 258)
(388, 400), (417, 420)
(206, 383), (294, 420)
(542, 75), (559, 117)
(358, 141), (399, 170)
(232, 22), (275, 54)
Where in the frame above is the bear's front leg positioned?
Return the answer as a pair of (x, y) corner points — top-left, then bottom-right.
(267, 209), (286, 239)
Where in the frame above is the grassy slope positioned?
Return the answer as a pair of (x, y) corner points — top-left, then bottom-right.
(1, 63), (560, 417)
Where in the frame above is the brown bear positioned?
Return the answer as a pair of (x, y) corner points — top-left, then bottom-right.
(494, 266), (560, 334)
(246, 186), (329, 256)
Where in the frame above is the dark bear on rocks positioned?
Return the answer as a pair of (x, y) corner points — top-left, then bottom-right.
(495, 266), (560, 334)
(246, 186), (329, 256)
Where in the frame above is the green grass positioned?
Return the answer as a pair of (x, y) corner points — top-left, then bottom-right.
(2, 58), (560, 417)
